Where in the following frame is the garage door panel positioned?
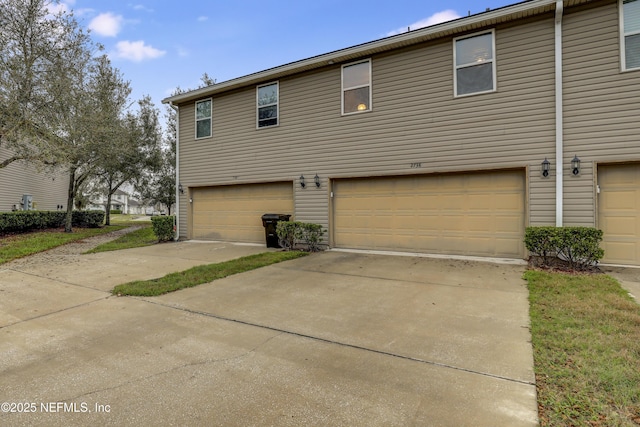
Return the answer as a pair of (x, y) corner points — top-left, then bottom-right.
(192, 182), (293, 243)
(333, 171), (525, 258)
(598, 164), (640, 265)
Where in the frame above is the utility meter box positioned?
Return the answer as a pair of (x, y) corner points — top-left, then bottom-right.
(22, 194), (33, 211)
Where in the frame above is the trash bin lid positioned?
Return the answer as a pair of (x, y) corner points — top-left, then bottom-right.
(261, 213), (291, 220)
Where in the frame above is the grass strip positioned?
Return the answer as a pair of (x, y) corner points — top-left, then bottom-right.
(525, 270), (640, 426)
(86, 225), (156, 254)
(113, 251), (310, 297)
(0, 226), (128, 265)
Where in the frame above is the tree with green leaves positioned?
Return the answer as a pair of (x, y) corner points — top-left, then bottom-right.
(0, 0), (92, 169)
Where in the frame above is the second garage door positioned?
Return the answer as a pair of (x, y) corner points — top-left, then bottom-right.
(191, 182), (293, 243)
(598, 164), (640, 266)
(333, 170), (525, 258)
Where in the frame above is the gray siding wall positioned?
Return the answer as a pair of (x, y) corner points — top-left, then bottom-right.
(0, 148), (69, 212)
(177, 13), (558, 239)
(563, 0), (640, 226)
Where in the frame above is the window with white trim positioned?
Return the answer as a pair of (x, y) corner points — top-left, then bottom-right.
(622, 0), (640, 70)
(195, 98), (212, 139)
(257, 82), (278, 128)
(454, 31), (496, 96)
(342, 59), (371, 114)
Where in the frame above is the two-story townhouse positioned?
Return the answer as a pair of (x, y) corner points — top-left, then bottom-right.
(163, 0), (640, 265)
(0, 147), (69, 212)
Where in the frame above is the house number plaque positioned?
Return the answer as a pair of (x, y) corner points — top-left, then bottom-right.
(410, 163), (422, 168)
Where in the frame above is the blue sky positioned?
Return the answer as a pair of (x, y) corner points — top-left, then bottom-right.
(55, 0), (517, 113)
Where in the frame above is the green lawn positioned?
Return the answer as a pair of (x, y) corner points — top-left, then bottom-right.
(526, 270), (640, 426)
(113, 251), (309, 296)
(86, 225), (156, 254)
(0, 226), (128, 265)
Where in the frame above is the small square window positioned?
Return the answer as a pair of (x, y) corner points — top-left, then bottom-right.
(342, 60), (371, 114)
(622, 0), (640, 70)
(257, 82), (278, 128)
(454, 31), (496, 96)
(195, 99), (212, 139)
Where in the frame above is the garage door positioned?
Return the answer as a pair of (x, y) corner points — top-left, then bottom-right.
(598, 164), (640, 265)
(192, 182), (293, 243)
(333, 170), (525, 257)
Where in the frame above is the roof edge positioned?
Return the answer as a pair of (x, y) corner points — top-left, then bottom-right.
(162, 0), (562, 105)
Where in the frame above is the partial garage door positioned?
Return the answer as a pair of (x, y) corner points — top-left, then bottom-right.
(192, 182), (293, 243)
(333, 170), (525, 258)
(598, 164), (640, 265)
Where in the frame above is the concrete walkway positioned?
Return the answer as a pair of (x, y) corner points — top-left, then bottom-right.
(0, 239), (537, 426)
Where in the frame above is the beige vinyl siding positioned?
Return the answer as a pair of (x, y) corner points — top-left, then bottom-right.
(177, 14), (557, 241)
(563, 0), (640, 227)
(0, 148), (69, 212)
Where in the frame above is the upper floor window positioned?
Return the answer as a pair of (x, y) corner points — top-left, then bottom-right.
(454, 31), (496, 96)
(622, 0), (640, 70)
(195, 98), (212, 139)
(342, 59), (371, 114)
(257, 82), (278, 128)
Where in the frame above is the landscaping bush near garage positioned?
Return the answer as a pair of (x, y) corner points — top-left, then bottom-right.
(525, 226), (604, 271)
(151, 215), (175, 242)
(110, 209), (122, 214)
(276, 220), (325, 252)
(0, 210), (105, 233)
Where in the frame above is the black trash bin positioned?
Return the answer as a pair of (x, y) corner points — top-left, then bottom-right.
(261, 213), (291, 248)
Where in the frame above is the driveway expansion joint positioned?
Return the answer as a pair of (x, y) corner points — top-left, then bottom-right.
(137, 297), (535, 387)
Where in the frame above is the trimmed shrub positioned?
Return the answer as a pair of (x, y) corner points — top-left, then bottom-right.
(276, 221), (325, 252)
(110, 209), (122, 215)
(151, 215), (175, 242)
(525, 226), (604, 270)
(0, 210), (105, 233)
(276, 221), (300, 250)
(72, 210), (105, 228)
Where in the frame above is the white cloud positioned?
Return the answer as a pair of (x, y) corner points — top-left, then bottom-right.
(386, 10), (461, 36)
(197, 16), (208, 22)
(113, 40), (166, 62)
(132, 4), (154, 12)
(89, 12), (123, 37)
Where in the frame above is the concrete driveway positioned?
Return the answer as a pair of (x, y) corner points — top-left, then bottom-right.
(0, 241), (537, 426)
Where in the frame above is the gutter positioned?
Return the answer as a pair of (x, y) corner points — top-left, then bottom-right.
(169, 102), (180, 241)
(555, 0), (564, 226)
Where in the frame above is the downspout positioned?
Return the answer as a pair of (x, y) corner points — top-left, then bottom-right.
(555, 0), (564, 227)
(169, 102), (180, 241)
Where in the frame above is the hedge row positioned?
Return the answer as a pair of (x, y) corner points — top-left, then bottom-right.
(276, 221), (325, 252)
(524, 226), (604, 270)
(0, 210), (105, 233)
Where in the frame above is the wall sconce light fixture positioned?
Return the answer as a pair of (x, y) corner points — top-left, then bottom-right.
(300, 175), (306, 188)
(571, 155), (581, 176)
(178, 183), (184, 194)
(541, 158), (550, 178)
(314, 174), (320, 188)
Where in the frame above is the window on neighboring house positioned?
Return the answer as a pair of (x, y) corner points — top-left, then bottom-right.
(454, 31), (496, 96)
(342, 59), (371, 114)
(195, 98), (212, 138)
(622, 0), (640, 70)
(257, 82), (278, 128)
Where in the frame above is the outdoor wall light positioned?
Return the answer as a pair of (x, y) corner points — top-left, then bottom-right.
(178, 183), (184, 194)
(314, 174), (320, 188)
(571, 155), (581, 176)
(300, 175), (306, 188)
(541, 158), (550, 178)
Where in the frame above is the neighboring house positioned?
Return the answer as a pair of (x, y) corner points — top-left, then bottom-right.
(163, 0), (640, 266)
(0, 147), (69, 212)
(88, 189), (143, 214)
